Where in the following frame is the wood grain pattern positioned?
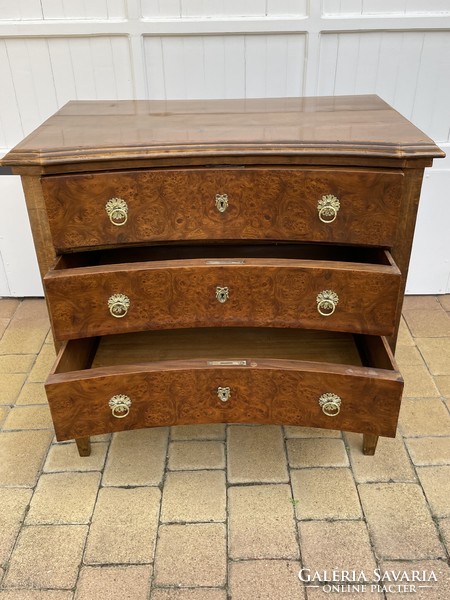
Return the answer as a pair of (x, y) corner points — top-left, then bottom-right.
(44, 251), (401, 340)
(41, 167), (404, 251)
(45, 330), (403, 441)
(2, 96), (444, 170)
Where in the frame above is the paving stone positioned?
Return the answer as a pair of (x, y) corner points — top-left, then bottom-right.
(434, 375), (450, 398)
(84, 486), (160, 564)
(0, 406), (9, 427)
(380, 560), (450, 599)
(0, 592), (73, 600)
(0, 299), (49, 355)
(151, 590), (226, 600)
(44, 441), (108, 472)
(417, 466), (450, 517)
(102, 428), (168, 486)
(154, 523), (226, 587)
(406, 437), (450, 465)
(395, 345), (425, 367)
(26, 472), (100, 524)
(0, 488), (32, 563)
(397, 317), (414, 346)
(0, 430), (52, 486)
(291, 468), (362, 520)
(402, 364), (440, 397)
(403, 296), (442, 311)
(75, 565), (152, 600)
(0, 318), (10, 338)
(3, 405), (52, 430)
(161, 470), (226, 523)
(345, 433), (415, 482)
(284, 426), (341, 438)
(171, 424), (226, 440)
(0, 298), (20, 318)
(439, 518), (450, 553)
(299, 520), (377, 573)
(0, 374), (27, 405)
(398, 399), (450, 437)
(4, 524), (87, 589)
(359, 483), (444, 559)
(438, 295), (450, 311)
(286, 438), (349, 468)
(227, 425), (288, 483)
(229, 560), (303, 600)
(16, 382), (48, 405)
(403, 309), (450, 338)
(168, 441), (225, 470)
(416, 338), (450, 375)
(228, 484), (299, 559)
(27, 344), (56, 383)
(0, 355), (35, 374)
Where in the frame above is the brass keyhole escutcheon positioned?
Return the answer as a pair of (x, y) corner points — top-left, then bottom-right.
(217, 386), (231, 402)
(216, 286), (229, 304)
(215, 194), (229, 213)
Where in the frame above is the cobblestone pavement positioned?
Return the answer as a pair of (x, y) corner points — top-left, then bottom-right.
(0, 297), (449, 599)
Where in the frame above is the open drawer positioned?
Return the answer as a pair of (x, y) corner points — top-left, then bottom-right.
(45, 328), (404, 441)
(44, 243), (401, 340)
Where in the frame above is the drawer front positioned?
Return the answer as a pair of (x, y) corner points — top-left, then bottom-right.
(44, 257), (401, 340)
(45, 338), (403, 441)
(42, 167), (403, 251)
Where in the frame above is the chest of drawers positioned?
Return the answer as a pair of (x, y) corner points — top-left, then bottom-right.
(3, 95), (443, 457)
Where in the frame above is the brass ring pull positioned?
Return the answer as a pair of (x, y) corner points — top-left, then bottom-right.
(215, 194), (228, 213)
(105, 197), (128, 226)
(108, 294), (130, 318)
(316, 290), (339, 316)
(319, 393), (341, 417)
(318, 194), (340, 223)
(216, 286), (229, 304)
(109, 394), (132, 418)
(217, 386), (231, 402)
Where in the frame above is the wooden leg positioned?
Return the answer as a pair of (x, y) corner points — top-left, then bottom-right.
(75, 437), (91, 457)
(363, 434), (379, 456)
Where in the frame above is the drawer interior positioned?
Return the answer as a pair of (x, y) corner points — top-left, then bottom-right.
(53, 243), (395, 270)
(51, 328), (398, 376)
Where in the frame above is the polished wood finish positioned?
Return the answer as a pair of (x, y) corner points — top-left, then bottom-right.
(3, 95), (443, 457)
(2, 96), (444, 170)
(45, 247), (400, 340)
(75, 437), (91, 457)
(41, 167), (404, 251)
(45, 329), (403, 441)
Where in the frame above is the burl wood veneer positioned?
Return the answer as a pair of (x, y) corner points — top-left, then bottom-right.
(2, 95), (444, 457)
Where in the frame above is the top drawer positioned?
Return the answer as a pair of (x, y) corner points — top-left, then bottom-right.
(42, 167), (404, 251)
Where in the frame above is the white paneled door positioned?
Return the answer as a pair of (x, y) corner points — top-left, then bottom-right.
(0, 1), (449, 295)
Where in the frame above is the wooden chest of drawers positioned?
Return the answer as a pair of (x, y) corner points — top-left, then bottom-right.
(3, 95), (443, 457)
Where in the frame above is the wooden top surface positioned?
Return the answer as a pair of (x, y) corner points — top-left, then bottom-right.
(2, 95), (444, 168)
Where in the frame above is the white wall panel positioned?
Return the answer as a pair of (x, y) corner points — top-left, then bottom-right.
(0, 36), (133, 150)
(0, 0), (125, 20)
(323, 0), (450, 15)
(318, 31), (450, 143)
(0, 1), (449, 295)
(144, 34), (305, 99)
(141, 0), (307, 18)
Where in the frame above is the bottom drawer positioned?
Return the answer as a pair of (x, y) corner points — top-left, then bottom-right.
(45, 329), (403, 441)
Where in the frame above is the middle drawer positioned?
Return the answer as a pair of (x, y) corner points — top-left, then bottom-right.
(45, 244), (400, 341)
